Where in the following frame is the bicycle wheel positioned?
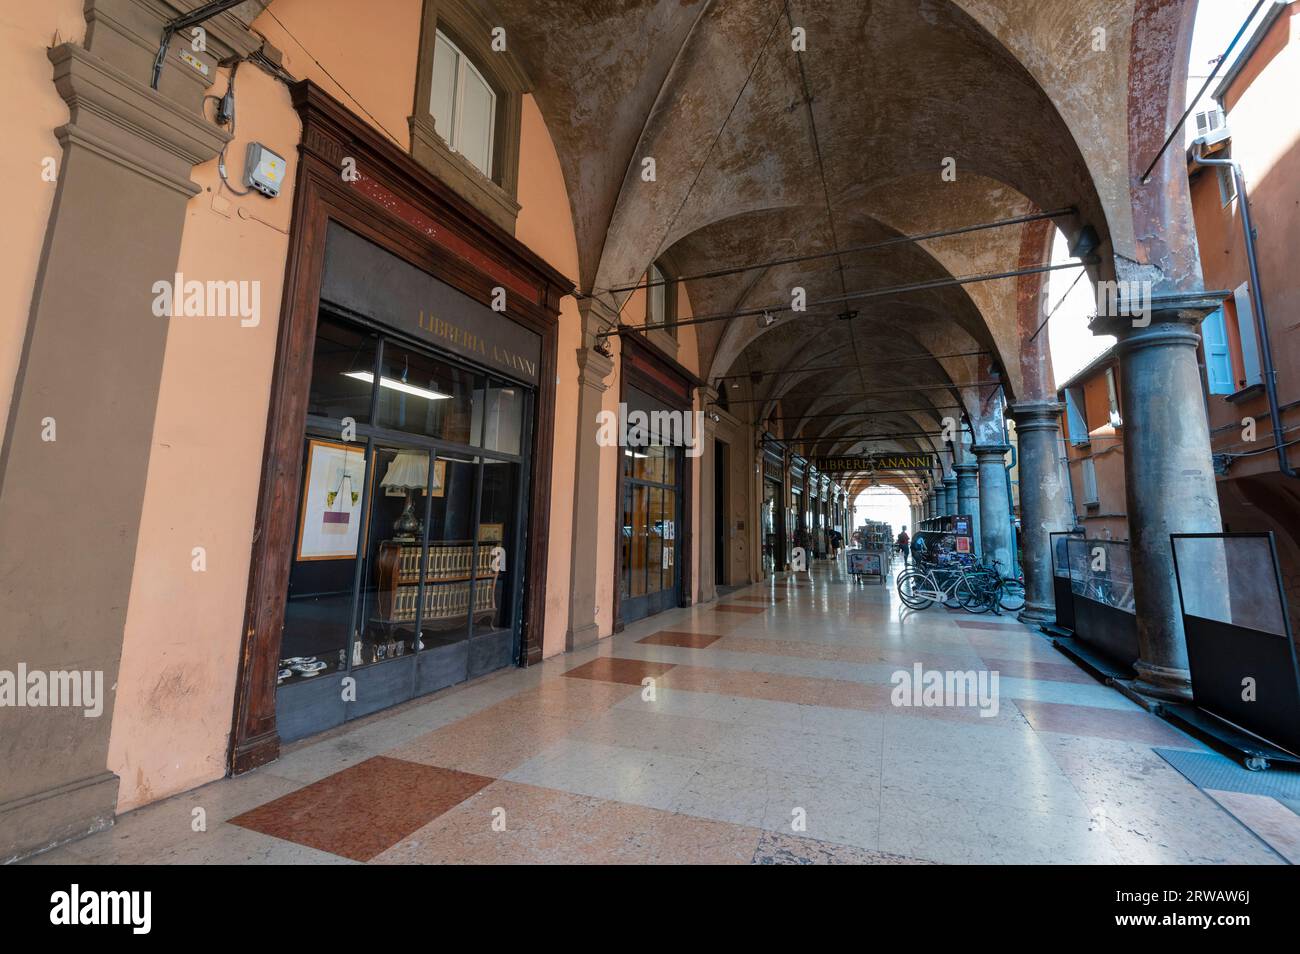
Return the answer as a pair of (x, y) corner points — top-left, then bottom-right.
(956, 575), (988, 613)
(896, 571), (934, 609)
(999, 576), (1026, 612)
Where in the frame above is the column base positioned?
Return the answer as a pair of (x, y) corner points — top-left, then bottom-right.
(1132, 660), (1193, 703)
(565, 622), (601, 653)
(1018, 601), (1055, 625)
(0, 771), (118, 864)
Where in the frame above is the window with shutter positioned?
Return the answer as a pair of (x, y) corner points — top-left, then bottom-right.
(1201, 308), (1234, 395)
(1233, 283), (1263, 388)
(428, 29), (496, 179)
(1064, 386), (1088, 445)
(1081, 458), (1098, 506)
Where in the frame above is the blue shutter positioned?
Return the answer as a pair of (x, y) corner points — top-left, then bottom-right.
(1201, 308), (1234, 395)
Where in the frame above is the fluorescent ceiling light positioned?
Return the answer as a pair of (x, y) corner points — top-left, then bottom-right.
(344, 370), (450, 401)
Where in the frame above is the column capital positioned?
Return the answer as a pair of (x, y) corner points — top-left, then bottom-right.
(971, 443), (1011, 460)
(943, 474), (957, 486)
(954, 462), (979, 477)
(576, 346), (614, 391)
(1089, 290), (1230, 348)
(577, 296), (620, 348)
(50, 43), (231, 197)
(1009, 400), (1064, 433)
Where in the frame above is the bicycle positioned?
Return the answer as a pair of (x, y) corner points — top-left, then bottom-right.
(896, 559), (977, 610)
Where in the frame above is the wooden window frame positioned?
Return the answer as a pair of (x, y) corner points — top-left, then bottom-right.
(411, 0), (528, 233)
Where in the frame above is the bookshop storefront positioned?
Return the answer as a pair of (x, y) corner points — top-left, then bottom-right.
(230, 84), (567, 767)
(616, 333), (698, 626)
(273, 225), (537, 741)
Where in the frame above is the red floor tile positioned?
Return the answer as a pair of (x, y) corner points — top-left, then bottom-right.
(637, 630), (724, 649)
(229, 756), (492, 861)
(563, 656), (677, 685)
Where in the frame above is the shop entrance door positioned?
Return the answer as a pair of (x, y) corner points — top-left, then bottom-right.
(620, 443), (683, 623)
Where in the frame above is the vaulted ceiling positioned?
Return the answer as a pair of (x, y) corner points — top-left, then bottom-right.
(481, 0), (1186, 482)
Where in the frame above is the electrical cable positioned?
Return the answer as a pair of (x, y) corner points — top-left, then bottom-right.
(588, 1), (788, 338)
(262, 6), (406, 149)
(215, 58), (252, 197)
(1139, 0), (1267, 184)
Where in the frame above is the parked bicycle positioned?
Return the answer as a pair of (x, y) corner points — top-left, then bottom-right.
(897, 555), (1024, 614)
(896, 559), (977, 610)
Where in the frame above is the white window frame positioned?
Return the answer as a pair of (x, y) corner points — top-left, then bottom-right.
(430, 29), (496, 179)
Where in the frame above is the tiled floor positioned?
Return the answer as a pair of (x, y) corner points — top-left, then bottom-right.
(25, 559), (1299, 865)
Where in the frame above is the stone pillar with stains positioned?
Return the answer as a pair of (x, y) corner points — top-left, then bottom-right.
(1009, 401), (1072, 623)
(1090, 294), (1226, 700)
(956, 463), (980, 555)
(973, 444), (1014, 573)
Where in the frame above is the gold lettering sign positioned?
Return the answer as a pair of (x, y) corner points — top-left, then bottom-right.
(419, 310), (538, 381)
(814, 454), (934, 473)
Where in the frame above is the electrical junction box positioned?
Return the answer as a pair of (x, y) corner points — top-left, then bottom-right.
(244, 142), (286, 197)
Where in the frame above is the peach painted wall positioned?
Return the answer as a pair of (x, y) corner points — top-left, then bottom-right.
(109, 59), (301, 812)
(108, 1), (586, 808)
(515, 93), (581, 658)
(1193, 4), (1300, 478)
(0, 1), (85, 446)
(253, 0), (421, 154)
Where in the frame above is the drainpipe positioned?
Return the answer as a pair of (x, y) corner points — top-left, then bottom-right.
(1193, 140), (1296, 478)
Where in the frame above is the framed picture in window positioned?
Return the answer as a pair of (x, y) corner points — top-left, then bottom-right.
(297, 439), (368, 560)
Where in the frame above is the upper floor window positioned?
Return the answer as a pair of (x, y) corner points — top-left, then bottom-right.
(430, 29), (496, 179)
(645, 261), (677, 338)
(1104, 368), (1122, 428)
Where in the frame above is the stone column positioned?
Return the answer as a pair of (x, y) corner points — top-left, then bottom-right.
(943, 475), (958, 516)
(697, 401), (719, 605)
(1091, 295), (1226, 700)
(566, 303), (615, 651)
(955, 463), (980, 553)
(973, 444), (1014, 571)
(0, 5), (243, 861)
(1009, 401), (1072, 623)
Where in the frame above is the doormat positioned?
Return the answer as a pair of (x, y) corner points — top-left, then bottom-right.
(1155, 748), (1300, 799)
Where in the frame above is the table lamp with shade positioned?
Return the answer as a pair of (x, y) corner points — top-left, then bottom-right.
(380, 449), (431, 541)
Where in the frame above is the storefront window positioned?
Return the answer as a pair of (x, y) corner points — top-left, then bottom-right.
(473, 458), (523, 681)
(309, 314), (378, 423)
(281, 314), (531, 739)
(621, 433), (681, 620)
(374, 340), (481, 444)
(482, 380), (524, 455)
(280, 435), (367, 687)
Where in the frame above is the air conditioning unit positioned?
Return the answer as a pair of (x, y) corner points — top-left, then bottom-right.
(1194, 108), (1231, 146)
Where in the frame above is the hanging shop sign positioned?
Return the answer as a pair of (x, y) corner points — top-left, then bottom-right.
(763, 458), (784, 482)
(320, 223), (542, 385)
(813, 454), (934, 473)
